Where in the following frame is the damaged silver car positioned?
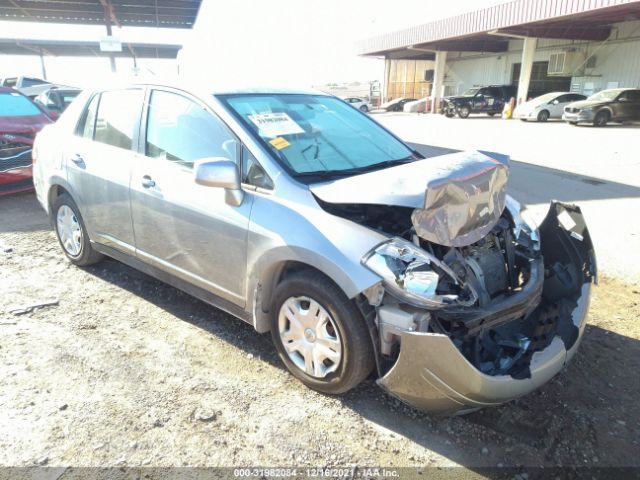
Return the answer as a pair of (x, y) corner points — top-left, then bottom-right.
(33, 84), (596, 414)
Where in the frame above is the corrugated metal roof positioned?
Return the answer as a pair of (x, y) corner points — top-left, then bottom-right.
(359, 0), (640, 56)
(0, 0), (202, 29)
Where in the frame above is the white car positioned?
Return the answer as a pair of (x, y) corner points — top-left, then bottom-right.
(342, 96), (370, 112)
(513, 92), (586, 122)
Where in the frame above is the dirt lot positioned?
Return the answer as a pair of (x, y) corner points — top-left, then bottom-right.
(1, 192), (639, 471)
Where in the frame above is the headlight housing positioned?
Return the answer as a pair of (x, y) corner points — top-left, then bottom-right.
(362, 238), (477, 309)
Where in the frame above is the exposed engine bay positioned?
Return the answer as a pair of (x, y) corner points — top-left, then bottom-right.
(318, 197), (596, 380)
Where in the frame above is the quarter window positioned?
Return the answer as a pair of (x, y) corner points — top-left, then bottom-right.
(93, 89), (143, 150)
(242, 146), (273, 189)
(145, 90), (238, 169)
(78, 94), (100, 139)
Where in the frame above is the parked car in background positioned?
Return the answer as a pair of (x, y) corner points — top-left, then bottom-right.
(563, 88), (640, 126)
(514, 92), (587, 122)
(379, 97), (416, 112)
(0, 76), (52, 98)
(402, 97), (428, 113)
(34, 87), (82, 120)
(442, 85), (516, 118)
(0, 87), (52, 195)
(33, 83), (595, 415)
(342, 97), (370, 112)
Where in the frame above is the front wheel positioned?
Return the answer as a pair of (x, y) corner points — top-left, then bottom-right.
(359, 105), (369, 113)
(458, 105), (470, 118)
(593, 110), (610, 127)
(270, 271), (374, 394)
(537, 110), (550, 122)
(52, 193), (103, 266)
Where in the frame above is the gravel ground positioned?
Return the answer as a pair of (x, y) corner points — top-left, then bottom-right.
(1, 192), (639, 472)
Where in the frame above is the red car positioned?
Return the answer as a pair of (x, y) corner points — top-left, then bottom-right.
(1, 87), (53, 195)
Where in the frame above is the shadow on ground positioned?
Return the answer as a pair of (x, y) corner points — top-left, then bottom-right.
(82, 255), (640, 469)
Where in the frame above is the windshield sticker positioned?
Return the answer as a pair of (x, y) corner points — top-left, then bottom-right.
(248, 112), (304, 137)
(269, 137), (290, 150)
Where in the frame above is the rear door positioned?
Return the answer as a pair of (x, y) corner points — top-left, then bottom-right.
(66, 88), (144, 253)
(130, 87), (253, 306)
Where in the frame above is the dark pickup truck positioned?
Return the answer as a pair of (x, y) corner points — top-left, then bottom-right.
(442, 85), (516, 118)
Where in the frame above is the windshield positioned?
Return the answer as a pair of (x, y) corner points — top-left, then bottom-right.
(588, 90), (619, 102)
(220, 94), (417, 179)
(530, 92), (559, 105)
(0, 92), (41, 117)
(462, 88), (480, 96)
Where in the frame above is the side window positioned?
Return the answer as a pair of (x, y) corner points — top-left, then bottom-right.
(477, 88), (490, 97)
(93, 89), (143, 150)
(145, 90), (238, 169)
(555, 95), (568, 103)
(241, 146), (273, 190)
(628, 91), (640, 102)
(77, 94), (100, 140)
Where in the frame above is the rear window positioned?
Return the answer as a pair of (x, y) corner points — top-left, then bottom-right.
(0, 92), (42, 117)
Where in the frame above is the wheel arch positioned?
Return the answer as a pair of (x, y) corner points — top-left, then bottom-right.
(249, 252), (378, 334)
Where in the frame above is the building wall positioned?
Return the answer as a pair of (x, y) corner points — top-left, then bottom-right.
(384, 59), (434, 100)
(442, 20), (640, 96)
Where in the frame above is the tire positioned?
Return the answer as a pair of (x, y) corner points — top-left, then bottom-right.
(445, 111), (455, 118)
(519, 118), (528, 122)
(593, 110), (610, 127)
(359, 105), (368, 113)
(487, 112), (497, 117)
(537, 110), (550, 122)
(458, 105), (470, 118)
(270, 270), (374, 394)
(52, 193), (103, 266)
(569, 121), (578, 125)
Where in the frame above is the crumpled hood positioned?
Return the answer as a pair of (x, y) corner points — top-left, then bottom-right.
(310, 150), (510, 247)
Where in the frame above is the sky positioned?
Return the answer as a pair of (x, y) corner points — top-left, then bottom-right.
(0, 0), (512, 88)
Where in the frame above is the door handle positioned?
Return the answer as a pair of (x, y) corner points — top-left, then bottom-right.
(141, 175), (156, 188)
(70, 154), (84, 165)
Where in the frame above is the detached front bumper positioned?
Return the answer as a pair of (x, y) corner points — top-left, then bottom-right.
(377, 201), (596, 415)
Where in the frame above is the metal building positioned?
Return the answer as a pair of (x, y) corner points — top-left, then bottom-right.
(359, 0), (640, 111)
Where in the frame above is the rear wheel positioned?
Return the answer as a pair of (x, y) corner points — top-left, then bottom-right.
(359, 105), (368, 112)
(593, 110), (610, 127)
(458, 105), (470, 118)
(270, 271), (374, 394)
(537, 110), (550, 122)
(52, 193), (103, 266)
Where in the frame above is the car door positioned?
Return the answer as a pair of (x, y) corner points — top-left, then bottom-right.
(625, 90), (640, 120)
(473, 88), (490, 112)
(130, 87), (253, 306)
(548, 94), (568, 118)
(66, 88), (143, 253)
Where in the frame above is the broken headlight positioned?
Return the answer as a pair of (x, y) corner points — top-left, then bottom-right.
(362, 238), (477, 309)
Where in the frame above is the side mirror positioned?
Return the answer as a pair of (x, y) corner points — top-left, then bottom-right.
(194, 158), (243, 206)
(618, 97), (628, 102)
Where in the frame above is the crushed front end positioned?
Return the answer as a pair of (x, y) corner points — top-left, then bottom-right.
(363, 199), (595, 414)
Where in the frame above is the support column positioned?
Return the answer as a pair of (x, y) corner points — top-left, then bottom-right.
(103, 3), (116, 73)
(430, 51), (447, 113)
(516, 37), (537, 105)
(383, 58), (391, 103)
(39, 49), (47, 80)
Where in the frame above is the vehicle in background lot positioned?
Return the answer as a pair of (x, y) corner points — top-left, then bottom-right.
(342, 97), (370, 112)
(379, 97), (416, 112)
(0, 87), (53, 195)
(33, 83), (595, 414)
(402, 97), (428, 113)
(514, 92), (587, 122)
(563, 88), (640, 127)
(442, 85), (516, 118)
(0, 76), (52, 98)
(34, 87), (82, 120)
